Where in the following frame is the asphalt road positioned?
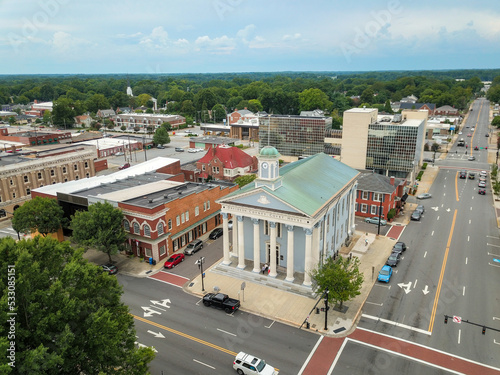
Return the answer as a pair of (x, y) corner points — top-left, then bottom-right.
(118, 274), (320, 375)
(359, 99), (500, 372)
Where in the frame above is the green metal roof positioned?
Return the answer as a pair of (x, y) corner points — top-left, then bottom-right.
(226, 153), (359, 217)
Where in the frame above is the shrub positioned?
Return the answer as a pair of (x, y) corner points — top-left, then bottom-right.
(387, 208), (396, 220)
(416, 171), (424, 181)
(422, 163), (427, 170)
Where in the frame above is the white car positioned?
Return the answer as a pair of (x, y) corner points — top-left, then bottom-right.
(233, 352), (278, 375)
(187, 148), (197, 153)
(458, 131), (463, 135)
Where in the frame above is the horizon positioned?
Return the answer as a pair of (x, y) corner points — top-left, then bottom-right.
(2, 0), (500, 75)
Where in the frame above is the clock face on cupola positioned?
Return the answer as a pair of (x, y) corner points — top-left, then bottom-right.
(258, 146), (280, 180)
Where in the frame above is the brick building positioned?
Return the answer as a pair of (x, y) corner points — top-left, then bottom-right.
(196, 145), (258, 181)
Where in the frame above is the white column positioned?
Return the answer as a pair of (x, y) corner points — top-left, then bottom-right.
(252, 218), (260, 273)
(232, 216), (238, 256)
(312, 222), (320, 266)
(350, 188), (356, 234)
(269, 222), (277, 277)
(286, 225), (294, 282)
(222, 213), (231, 265)
(237, 216), (245, 269)
(303, 228), (313, 286)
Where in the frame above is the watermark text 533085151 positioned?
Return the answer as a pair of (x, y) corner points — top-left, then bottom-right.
(7, 265), (16, 368)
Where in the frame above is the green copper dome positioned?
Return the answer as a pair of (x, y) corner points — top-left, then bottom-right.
(260, 146), (280, 157)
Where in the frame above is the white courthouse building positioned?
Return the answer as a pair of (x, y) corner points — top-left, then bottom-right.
(217, 146), (359, 287)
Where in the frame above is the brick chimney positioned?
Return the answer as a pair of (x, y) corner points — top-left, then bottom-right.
(390, 176), (395, 186)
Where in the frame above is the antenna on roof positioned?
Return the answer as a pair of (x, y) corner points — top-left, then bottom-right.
(267, 114), (270, 146)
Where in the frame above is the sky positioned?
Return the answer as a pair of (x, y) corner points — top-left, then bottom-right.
(1, 0), (500, 75)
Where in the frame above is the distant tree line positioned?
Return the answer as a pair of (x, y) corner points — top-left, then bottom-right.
(0, 69), (494, 129)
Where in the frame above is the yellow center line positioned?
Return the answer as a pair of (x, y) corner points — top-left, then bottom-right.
(454, 171), (459, 202)
(132, 314), (238, 356)
(428, 209), (457, 333)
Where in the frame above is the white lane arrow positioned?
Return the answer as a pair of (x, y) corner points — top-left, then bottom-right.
(147, 330), (165, 338)
(422, 285), (430, 295)
(431, 206), (439, 211)
(398, 282), (412, 294)
(151, 299), (171, 308)
(142, 306), (162, 317)
(446, 208), (451, 212)
(136, 342), (158, 353)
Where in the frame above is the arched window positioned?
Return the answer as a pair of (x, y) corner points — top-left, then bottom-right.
(123, 220), (130, 231)
(133, 222), (140, 234)
(144, 224), (151, 237)
(157, 222), (164, 235)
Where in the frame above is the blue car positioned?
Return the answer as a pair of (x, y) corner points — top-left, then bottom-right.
(378, 265), (393, 282)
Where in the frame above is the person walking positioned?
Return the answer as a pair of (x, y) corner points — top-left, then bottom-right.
(261, 264), (266, 274)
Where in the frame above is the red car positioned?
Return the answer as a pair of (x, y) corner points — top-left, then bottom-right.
(119, 162), (130, 170)
(164, 253), (185, 269)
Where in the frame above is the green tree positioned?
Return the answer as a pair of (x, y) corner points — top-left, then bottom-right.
(298, 88), (332, 112)
(180, 100), (196, 117)
(85, 94), (110, 114)
(153, 126), (170, 146)
(136, 93), (152, 107)
(248, 99), (263, 113)
(491, 116), (500, 128)
(42, 110), (52, 124)
(310, 255), (364, 310)
(12, 197), (67, 237)
(71, 202), (127, 263)
(234, 174), (256, 187)
(8, 117), (16, 125)
(52, 98), (75, 128)
(0, 236), (155, 374)
(161, 122), (172, 131)
(360, 88), (375, 104)
(211, 104), (226, 122)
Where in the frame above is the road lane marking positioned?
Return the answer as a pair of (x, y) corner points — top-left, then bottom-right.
(361, 314), (431, 335)
(132, 314), (238, 356)
(463, 286), (465, 296)
(424, 251), (427, 258)
(413, 279), (418, 288)
(437, 216), (440, 221)
(264, 320), (276, 328)
(487, 243), (500, 248)
(193, 359), (216, 369)
(455, 172), (459, 201)
(365, 301), (383, 306)
(469, 219), (472, 225)
(487, 252), (500, 257)
(217, 328), (237, 336)
(428, 209), (457, 333)
(375, 284), (391, 289)
(488, 262), (500, 268)
(458, 329), (461, 344)
(298, 336), (323, 375)
(465, 257), (468, 265)
(493, 317), (500, 321)
(494, 340), (500, 346)
(326, 337), (348, 375)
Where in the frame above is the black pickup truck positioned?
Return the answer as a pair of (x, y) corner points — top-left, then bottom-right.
(202, 293), (240, 313)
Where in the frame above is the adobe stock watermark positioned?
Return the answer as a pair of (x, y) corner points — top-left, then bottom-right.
(8, 0), (70, 53)
(341, 0), (403, 63)
(6, 265), (16, 368)
(213, 0), (245, 21)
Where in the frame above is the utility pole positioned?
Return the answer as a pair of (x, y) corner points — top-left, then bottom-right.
(196, 256), (205, 292)
(377, 195), (383, 235)
(324, 288), (329, 331)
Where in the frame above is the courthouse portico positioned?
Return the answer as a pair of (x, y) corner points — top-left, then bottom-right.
(217, 147), (359, 287)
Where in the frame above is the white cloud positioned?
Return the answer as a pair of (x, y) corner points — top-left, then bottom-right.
(195, 35), (235, 54)
(237, 24), (256, 43)
(283, 33), (301, 41)
(140, 26), (168, 47)
(51, 31), (91, 53)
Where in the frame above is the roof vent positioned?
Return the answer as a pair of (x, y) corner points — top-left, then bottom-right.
(178, 191), (182, 195)
(148, 199), (153, 203)
(164, 194), (169, 199)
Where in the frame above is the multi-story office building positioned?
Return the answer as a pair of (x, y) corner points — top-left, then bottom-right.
(342, 108), (427, 178)
(258, 114), (332, 160)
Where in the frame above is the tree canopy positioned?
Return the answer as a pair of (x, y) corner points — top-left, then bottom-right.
(0, 236), (155, 374)
(71, 201), (127, 263)
(311, 255), (364, 309)
(12, 197), (67, 237)
(153, 126), (171, 146)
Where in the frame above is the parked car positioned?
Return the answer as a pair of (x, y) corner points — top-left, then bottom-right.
(156, 145), (165, 149)
(478, 181), (486, 188)
(423, 158), (433, 163)
(195, 148), (205, 152)
(175, 147), (185, 152)
(209, 228), (223, 240)
(478, 188), (486, 195)
(233, 352), (278, 375)
(119, 162), (130, 170)
(480, 170), (488, 177)
(378, 265), (393, 283)
(411, 211), (422, 221)
(392, 241), (407, 254)
(101, 264), (118, 275)
(486, 134), (490, 137)
(203, 293), (240, 313)
(467, 133), (472, 137)
(416, 193), (432, 199)
(183, 239), (203, 255)
(459, 170), (467, 179)
(468, 172), (475, 179)
(468, 156), (475, 161)
(364, 216), (387, 226)
(386, 252), (401, 267)
(187, 148), (197, 153)
(115, 152), (124, 156)
(415, 205), (425, 214)
(163, 253), (185, 269)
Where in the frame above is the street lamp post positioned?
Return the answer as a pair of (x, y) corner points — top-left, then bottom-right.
(324, 288), (329, 331)
(196, 256), (206, 292)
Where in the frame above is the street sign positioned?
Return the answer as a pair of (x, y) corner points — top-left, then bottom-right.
(241, 282), (246, 290)
(453, 316), (462, 324)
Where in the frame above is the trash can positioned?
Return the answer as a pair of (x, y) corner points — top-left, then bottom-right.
(152, 259), (156, 265)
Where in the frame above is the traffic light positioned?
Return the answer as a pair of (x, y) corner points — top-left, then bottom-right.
(444, 315), (448, 324)
(482, 326), (486, 335)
